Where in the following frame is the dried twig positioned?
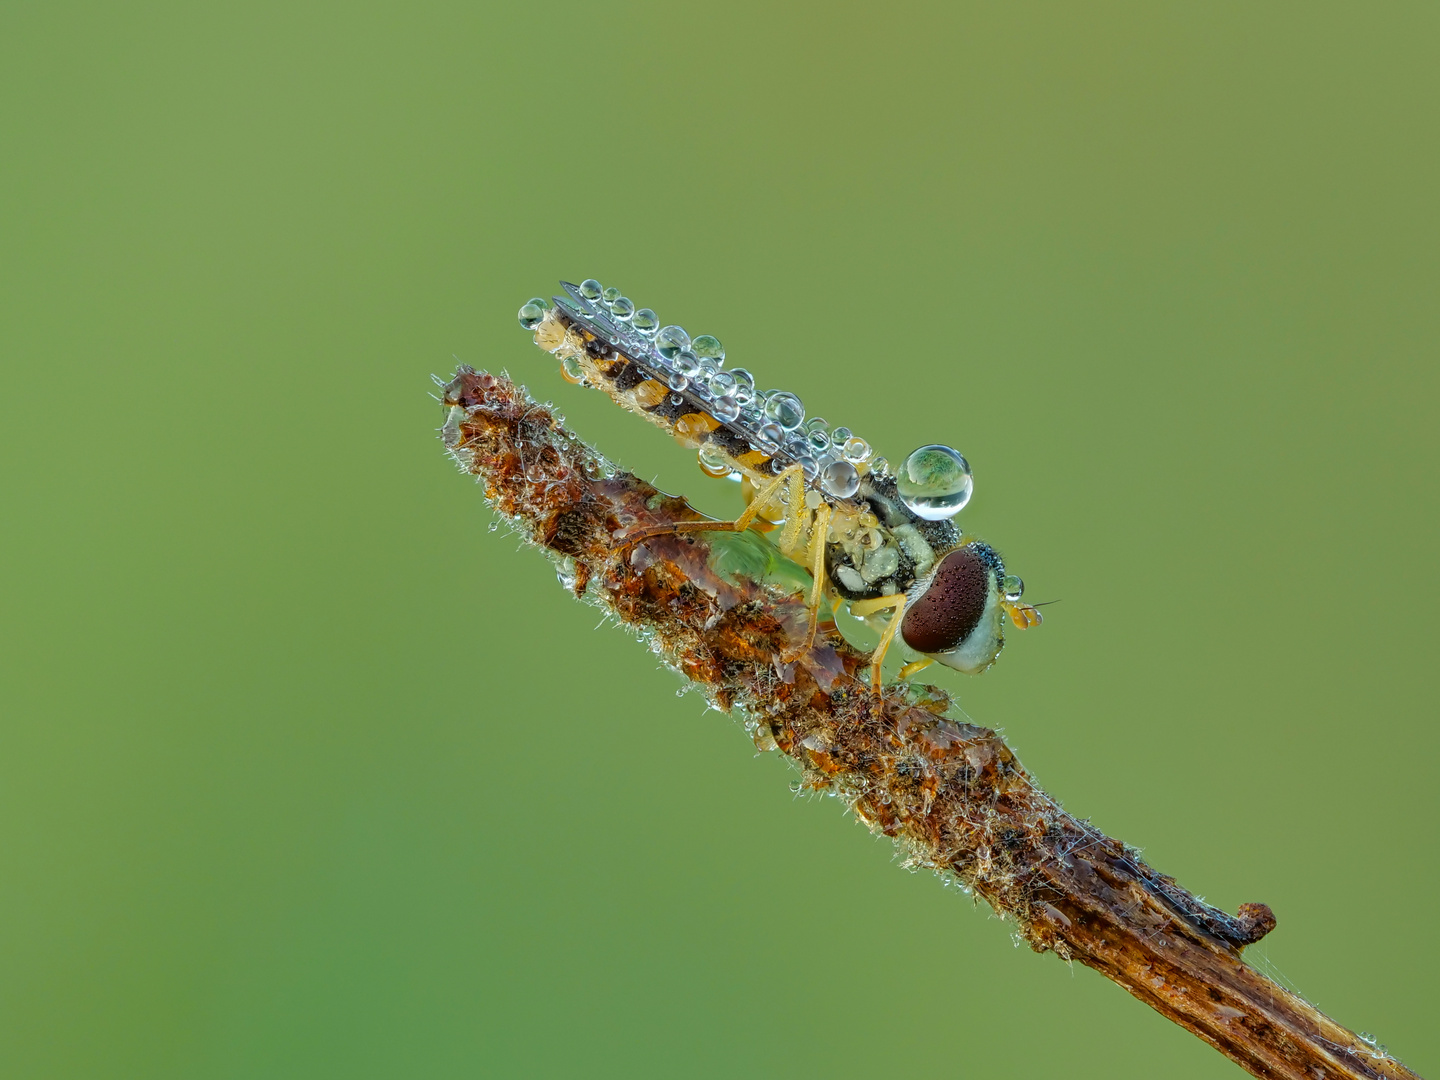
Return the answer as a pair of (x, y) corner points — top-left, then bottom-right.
(440, 367), (1420, 1080)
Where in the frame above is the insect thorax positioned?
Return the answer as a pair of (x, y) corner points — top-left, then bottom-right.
(825, 474), (963, 602)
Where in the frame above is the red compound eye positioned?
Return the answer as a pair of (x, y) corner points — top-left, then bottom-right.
(901, 547), (990, 654)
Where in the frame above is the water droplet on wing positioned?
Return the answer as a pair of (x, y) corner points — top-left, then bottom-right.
(691, 334), (725, 364)
(656, 325), (691, 361)
(763, 391), (805, 431)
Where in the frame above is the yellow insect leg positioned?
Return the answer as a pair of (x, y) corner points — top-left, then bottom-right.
(848, 591), (908, 694)
(774, 466), (809, 558)
(782, 501), (832, 662)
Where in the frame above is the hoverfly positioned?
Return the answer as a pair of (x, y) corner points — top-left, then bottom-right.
(507, 279), (1043, 692)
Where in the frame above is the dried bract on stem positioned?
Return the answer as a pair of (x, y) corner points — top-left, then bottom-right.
(440, 367), (1420, 1080)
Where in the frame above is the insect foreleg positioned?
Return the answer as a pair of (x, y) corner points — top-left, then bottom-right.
(848, 591), (909, 694)
(774, 467), (809, 558)
(782, 501), (833, 662)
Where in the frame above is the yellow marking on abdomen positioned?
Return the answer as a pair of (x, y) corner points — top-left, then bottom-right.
(673, 412), (720, 445)
(630, 379), (669, 409)
(737, 450), (771, 470)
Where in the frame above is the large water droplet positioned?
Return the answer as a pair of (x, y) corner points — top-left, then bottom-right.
(632, 308), (659, 335)
(757, 422), (784, 447)
(602, 286), (621, 303)
(820, 459), (860, 499)
(518, 298), (547, 330)
(675, 351), (702, 377)
(763, 391), (805, 431)
(896, 444), (973, 520)
(655, 325), (691, 361)
(691, 334), (725, 364)
(608, 296), (635, 320)
(578, 279), (603, 301)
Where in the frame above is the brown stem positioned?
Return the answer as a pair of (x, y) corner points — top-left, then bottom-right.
(439, 368), (1421, 1080)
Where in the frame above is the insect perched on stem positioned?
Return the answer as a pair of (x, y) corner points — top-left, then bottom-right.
(497, 280), (1043, 692)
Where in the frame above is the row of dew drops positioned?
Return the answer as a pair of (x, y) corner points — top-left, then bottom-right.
(520, 280), (974, 517)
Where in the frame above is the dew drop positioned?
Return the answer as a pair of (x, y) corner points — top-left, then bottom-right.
(675, 351), (702, 377)
(1002, 575), (1025, 602)
(896, 444), (973, 520)
(632, 308), (659, 335)
(655, 325), (691, 361)
(763, 391), (805, 431)
(757, 422), (784, 447)
(666, 373), (689, 392)
(608, 296), (635, 320)
(602, 286), (621, 303)
(869, 455), (890, 477)
(708, 370), (737, 398)
(556, 556), (577, 589)
(842, 436), (872, 464)
(518, 298), (548, 330)
(728, 368), (755, 404)
(578, 279), (603, 302)
(805, 418), (831, 453)
(711, 397), (741, 423)
(691, 334), (725, 364)
(820, 459), (860, 499)
(560, 356), (586, 384)
(698, 443), (730, 477)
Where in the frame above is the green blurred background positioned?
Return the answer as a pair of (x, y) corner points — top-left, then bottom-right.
(2, 2), (1435, 1076)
